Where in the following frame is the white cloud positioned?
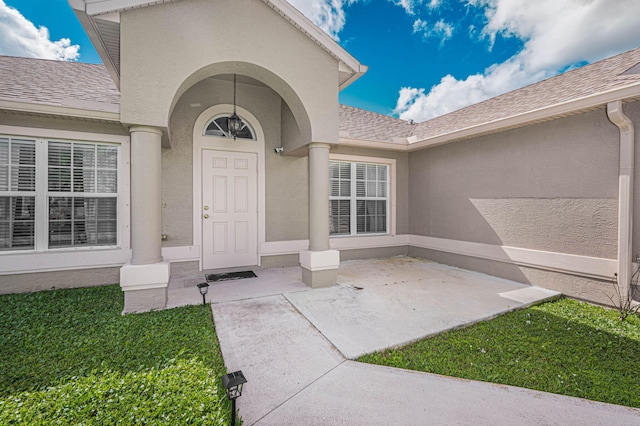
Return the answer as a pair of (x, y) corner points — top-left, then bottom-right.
(286, 0), (360, 41)
(0, 1), (79, 61)
(412, 18), (454, 44)
(395, 0), (640, 122)
(391, 0), (420, 15)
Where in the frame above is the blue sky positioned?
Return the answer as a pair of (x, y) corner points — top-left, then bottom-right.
(2, 0), (640, 122)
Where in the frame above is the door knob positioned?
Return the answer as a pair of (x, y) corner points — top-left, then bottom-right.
(204, 206), (209, 210)
(204, 214), (209, 219)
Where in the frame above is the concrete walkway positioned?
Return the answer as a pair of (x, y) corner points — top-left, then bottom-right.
(170, 257), (640, 425)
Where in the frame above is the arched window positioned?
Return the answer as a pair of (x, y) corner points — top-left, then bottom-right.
(204, 115), (255, 140)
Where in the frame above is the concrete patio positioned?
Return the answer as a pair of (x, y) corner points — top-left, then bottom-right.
(167, 257), (640, 425)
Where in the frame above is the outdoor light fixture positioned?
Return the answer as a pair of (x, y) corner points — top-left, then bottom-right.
(196, 282), (209, 306)
(222, 370), (247, 426)
(228, 74), (242, 140)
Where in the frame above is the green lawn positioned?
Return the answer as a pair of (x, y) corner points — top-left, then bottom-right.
(360, 298), (640, 408)
(0, 285), (232, 425)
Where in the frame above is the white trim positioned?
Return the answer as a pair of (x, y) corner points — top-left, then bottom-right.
(260, 235), (410, 256)
(408, 235), (617, 280)
(329, 153), (397, 236)
(260, 240), (309, 256)
(0, 248), (132, 275)
(0, 127), (131, 265)
(193, 104), (266, 271)
(330, 234), (409, 250)
(299, 249), (340, 271)
(161, 245), (199, 262)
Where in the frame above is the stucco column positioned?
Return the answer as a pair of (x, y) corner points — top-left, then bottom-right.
(309, 143), (331, 251)
(130, 126), (163, 264)
(120, 126), (170, 314)
(300, 142), (339, 288)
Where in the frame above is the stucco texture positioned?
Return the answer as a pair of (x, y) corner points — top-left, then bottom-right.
(120, 0), (340, 149)
(164, 76), (309, 248)
(408, 107), (620, 259)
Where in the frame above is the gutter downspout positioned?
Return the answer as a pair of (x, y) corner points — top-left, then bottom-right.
(607, 100), (635, 298)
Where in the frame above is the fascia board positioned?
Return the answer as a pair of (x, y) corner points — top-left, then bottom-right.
(338, 137), (408, 151)
(82, 0), (177, 15)
(408, 82), (640, 151)
(0, 99), (121, 122)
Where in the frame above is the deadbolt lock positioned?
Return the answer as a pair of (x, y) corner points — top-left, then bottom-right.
(204, 206), (209, 210)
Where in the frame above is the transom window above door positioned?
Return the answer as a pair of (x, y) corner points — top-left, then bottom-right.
(204, 115), (255, 140)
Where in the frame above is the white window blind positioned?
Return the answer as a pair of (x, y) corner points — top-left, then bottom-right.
(48, 142), (118, 248)
(0, 138), (36, 250)
(329, 160), (388, 236)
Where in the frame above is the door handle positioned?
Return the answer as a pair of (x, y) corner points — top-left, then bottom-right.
(204, 214), (209, 219)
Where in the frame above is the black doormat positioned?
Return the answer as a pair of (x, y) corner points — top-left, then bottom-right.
(206, 271), (257, 282)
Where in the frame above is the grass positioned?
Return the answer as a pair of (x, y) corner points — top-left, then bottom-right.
(0, 285), (233, 425)
(359, 298), (640, 408)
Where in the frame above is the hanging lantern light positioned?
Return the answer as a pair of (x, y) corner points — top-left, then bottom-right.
(228, 74), (242, 140)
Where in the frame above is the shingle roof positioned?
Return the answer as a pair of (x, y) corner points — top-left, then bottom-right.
(0, 55), (119, 113)
(2, 47), (639, 143)
(339, 104), (415, 142)
(412, 47), (640, 141)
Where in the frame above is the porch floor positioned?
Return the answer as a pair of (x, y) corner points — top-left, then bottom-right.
(162, 257), (639, 424)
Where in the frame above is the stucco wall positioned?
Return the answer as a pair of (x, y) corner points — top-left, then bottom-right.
(406, 103), (640, 304)
(163, 76), (309, 248)
(409, 107), (620, 259)
(120, 0), (340, 148)
(0, 267), (120, 294)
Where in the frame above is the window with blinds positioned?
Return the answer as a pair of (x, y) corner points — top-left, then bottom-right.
(0, 136), (119, 252)
(329, 160), (388, 236)
(48, 142), (118, 248)
(0, 138), (36, 250)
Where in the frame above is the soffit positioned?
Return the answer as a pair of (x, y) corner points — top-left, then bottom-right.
(70, 0), (366, 89)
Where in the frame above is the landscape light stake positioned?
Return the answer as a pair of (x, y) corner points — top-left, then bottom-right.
(222, 370), (247, 426)
(196, 282), (209, 306)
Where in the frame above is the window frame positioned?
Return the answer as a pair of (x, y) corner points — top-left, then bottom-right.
(0, 127), (129, 258)
(203, 114), (256, 140)
(329, 154), (396, 237)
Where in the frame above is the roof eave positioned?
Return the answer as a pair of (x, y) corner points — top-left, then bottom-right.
(69, 2), (121, 88)
(408, 82), (640, 151)
(0, 99), (121, 122)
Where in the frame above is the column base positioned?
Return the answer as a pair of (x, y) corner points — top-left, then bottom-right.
(299, 250), (339, 288)
(120, 261), (170, 314)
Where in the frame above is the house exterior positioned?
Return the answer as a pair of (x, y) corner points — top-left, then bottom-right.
(1, 0), (639, 313)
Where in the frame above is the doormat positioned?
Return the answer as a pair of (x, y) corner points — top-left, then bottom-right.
(206, 271), (257, 282)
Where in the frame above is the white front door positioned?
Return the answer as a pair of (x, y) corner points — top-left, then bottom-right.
(202, 150), (258, 270)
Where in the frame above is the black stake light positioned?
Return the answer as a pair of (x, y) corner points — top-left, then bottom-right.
(228, 74), (242, 140)
(222, 370), (247, 426)
(196, 282), (209, 305)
